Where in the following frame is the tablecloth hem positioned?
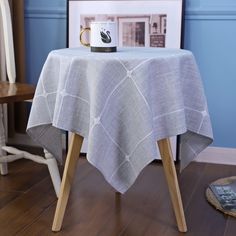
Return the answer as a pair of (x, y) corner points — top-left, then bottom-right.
(87, 154), (156, 194)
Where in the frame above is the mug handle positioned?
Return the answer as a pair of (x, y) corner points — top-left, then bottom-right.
(80, 27), (91, 47)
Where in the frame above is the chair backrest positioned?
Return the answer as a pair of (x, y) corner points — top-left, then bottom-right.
(0, 0), (16, 83)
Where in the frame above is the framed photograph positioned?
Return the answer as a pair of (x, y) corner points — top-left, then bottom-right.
(68, 0), (183, 49)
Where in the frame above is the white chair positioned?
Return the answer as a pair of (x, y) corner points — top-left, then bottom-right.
(0, 0), (61, 197)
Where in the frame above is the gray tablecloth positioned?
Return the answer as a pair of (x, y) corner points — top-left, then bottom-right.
(27, 47), (213, 193)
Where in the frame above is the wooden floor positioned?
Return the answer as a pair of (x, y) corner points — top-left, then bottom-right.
(1, 157), (236, 236)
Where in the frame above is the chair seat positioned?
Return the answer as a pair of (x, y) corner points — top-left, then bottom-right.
(0, 81), (35, 104)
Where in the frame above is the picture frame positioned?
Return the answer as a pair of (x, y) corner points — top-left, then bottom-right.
(68, 0), (183, 49)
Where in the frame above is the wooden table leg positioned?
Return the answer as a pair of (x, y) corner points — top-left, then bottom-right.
(52, 133), (84, 232)
(157, 138), (187, 233)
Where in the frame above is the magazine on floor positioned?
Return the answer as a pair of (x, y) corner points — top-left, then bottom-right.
(210, 180), (236, 211)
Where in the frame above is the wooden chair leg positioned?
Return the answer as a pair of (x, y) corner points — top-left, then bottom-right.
(0, 162), (8, 175)
(44, 149), (61, 198)
(157, 138), (187, 233)
(52, 133), (84, 232)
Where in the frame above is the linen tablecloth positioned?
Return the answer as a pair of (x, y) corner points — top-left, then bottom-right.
(27, 47), (213, 193)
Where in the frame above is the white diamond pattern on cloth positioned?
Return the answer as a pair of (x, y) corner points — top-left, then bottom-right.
(27, 47), (213, 193)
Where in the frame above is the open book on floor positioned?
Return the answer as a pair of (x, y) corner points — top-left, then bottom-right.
(210, 180), (236, 211)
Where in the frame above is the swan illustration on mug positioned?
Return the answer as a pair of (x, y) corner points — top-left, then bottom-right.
(100, 29), (112, 43)
(80, 21), (117, 52)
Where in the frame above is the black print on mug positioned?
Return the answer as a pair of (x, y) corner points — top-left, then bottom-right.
(100, 28), (112, 44)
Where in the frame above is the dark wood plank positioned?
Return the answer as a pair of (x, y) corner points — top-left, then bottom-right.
(16, 158), (96, 235)
(115, 163), (172, 236)
(137, 162), (206, 236)
(63, 162), (168, 236)
(174, 162), (236, 236)
(0, 159), (49, 192)
(0, 81), (35, 104)
(0, 176), (56, 235)
(1, 157), (236, 236)
(224, 217), (236, 236)
(0, 191), (21, 210)
(19, 162), (175, 236)
(179, 162), (208, 209)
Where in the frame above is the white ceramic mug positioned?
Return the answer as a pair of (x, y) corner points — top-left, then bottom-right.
(80, 21), (117, 52)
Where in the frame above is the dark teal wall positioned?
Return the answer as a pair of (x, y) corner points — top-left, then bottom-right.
(24, 0), (67, 85)
(24, 0), (236, 148)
